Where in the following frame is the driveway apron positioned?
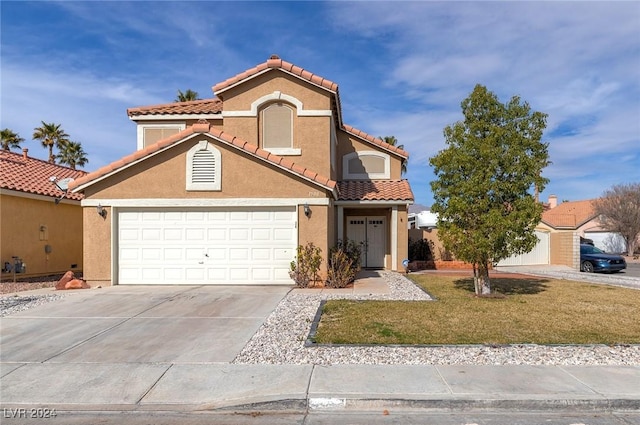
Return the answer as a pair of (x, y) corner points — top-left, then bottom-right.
(1, 285), (290, 364)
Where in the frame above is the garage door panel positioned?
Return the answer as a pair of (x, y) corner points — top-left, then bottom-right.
(118, 207), (297, 285)
(497, 231), (549, 266)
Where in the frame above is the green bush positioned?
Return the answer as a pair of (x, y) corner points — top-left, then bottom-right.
(408, 238), (434, 261)
(289, 242), (323, 287)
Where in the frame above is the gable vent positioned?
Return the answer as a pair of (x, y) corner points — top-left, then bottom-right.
(192, 150), (216, 183)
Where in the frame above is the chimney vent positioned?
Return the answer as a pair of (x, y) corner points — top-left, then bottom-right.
(22, 148), (28, 159)
(548, 194), (558, 209)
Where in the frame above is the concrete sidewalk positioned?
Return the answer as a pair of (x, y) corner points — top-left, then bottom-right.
(1, 363), (639, 412)
(1, 276), (639, 415)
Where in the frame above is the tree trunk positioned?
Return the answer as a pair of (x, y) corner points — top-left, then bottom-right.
(476, 262), (491, 295)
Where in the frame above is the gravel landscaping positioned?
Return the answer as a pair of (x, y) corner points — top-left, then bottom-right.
(2, 272), (638, 365)
(233, 271), (640, 366)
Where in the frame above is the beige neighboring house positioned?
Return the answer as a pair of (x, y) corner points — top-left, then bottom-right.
(538, 195), (628, 268)
(69, 55), (414, 287)
(1, 149), (86, 279)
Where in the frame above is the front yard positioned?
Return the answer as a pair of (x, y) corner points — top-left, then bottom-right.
(314, 274), (640, 345)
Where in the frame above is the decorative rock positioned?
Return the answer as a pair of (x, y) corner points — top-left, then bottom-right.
(55, 271), (89, 290)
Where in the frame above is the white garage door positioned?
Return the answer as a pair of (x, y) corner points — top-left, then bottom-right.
(497, 231), (550, 266)
(118, 207), (297, 285)
(585, 231), (626, 254)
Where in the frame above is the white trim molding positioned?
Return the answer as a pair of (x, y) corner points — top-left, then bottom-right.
(342, 151), (390, 180)
(391, 205), (398, 271)
(81, 198), (332, 208)
(130, 114), (220, 122)
(186, 140), (221, 191)
(136, 122), (186, 150)
(222, 91), (332, 118)
(0, 188), (81, 205)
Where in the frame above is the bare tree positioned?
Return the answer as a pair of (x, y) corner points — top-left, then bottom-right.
(593, 182), (640, 256)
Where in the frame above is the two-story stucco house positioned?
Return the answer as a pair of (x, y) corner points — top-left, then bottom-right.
(69, 55), (413, 287)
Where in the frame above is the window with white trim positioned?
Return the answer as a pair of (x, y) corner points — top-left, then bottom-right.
(186, 141), (221, 191)
(260, 102), (300, 155)
(343, 151), (390, 180)
(137, 123), (186, 149)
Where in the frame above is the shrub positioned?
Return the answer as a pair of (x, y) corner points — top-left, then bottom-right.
(408, 238), (434, 261)
(326, 249), (356, 288)
(326, 239), (362, 288)
(289, 242), (323, 287)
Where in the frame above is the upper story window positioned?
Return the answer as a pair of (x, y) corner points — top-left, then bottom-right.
(343, 151), (390, 180)
(186, 141), (221, 191)
(137, 123), (185, 150)
(260, 102), (300, 155)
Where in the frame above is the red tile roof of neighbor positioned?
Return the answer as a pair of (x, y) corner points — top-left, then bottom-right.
(337, 180), (414, 202)
(541, 199), (597, 229)
(0, 150), (87, 201)
(127, 99), (223, 117)
(70, 122), (337, 193)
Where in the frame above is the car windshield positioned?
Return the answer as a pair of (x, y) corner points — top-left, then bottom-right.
(581, 245), (604, 254)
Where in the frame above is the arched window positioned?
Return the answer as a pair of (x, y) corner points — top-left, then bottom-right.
(186, 141), (221, 191)
(343, 151), (390, 180)
(260, 102), (299, 155)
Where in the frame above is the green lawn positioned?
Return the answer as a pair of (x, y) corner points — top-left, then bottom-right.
(313, 274), (640, 345)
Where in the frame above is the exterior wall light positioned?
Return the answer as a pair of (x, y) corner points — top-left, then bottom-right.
(97, 204), (107, 219)
(303, 203), (311, 217)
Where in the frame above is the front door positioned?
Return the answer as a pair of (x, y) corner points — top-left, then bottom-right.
(346, 216), (386, 268)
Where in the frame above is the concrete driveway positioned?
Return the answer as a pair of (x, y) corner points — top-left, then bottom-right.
(1, 285), (290, 364)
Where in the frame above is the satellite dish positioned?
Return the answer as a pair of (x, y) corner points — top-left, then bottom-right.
(56, 178), (74, 191)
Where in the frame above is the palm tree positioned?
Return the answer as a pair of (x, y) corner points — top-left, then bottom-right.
(381, 135), (408, 175)
(33, 122), (69, 163)
(1, 128), (25, 151)
(176, 89), (200, 102)
(56, 140), (88, 170)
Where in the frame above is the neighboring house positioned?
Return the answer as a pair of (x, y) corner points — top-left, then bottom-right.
(69, 55), (413, 287)
(1, 149), (86, 279)
(538, 196), (627, 268)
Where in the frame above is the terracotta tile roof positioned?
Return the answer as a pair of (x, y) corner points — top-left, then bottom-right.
(541, 199), (597, 229)
(70, 122), (337, 194)
(337, 180), (414, 202)
(342, 124), (410, 158)
(127, 99), (223, 117)
(213, 54), (339, 95)
(0, 150), (86, 201)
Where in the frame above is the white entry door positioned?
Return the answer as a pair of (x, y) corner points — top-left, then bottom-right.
(117, 207), (297, 285)
(346, 216), (386, 268)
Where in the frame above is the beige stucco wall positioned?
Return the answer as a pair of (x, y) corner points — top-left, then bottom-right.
(0, 193), (83, 279)
(82, 205), (112, 287)
(81, 135), (333, 286)
(335, 132), (404, 180)
(219, 73), (334, 179)
(83, 135), (330, 200)
(408, 228), (448, 261)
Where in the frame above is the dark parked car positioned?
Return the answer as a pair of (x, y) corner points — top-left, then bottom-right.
(580, 244), (626, 273)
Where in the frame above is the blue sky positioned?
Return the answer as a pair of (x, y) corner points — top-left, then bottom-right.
(2, 1), (639, 207)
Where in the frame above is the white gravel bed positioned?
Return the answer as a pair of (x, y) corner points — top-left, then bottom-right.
(0, 294), (65, 317)
(233, 271), (640, 366)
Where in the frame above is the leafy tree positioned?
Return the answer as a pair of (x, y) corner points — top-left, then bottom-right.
(1, 128), (24, 151)
(593, 182), (640, 256)
(175, 89), (200, 102)
(381, 135), (407, 175)
(32, 121), (69, 163)
(56, 140), (88, 170)
(429, 84), (549, 295)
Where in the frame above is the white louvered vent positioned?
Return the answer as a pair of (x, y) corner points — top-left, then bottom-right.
(186, 141), (221, 191)
(192, 150), (216, 183)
